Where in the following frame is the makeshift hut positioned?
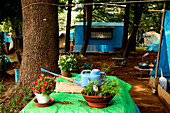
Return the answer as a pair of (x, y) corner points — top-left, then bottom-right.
(149, 10), (170, 112)
(74, 22), (124, 52)
(150, 11), (170, 84)
(59, 31), (66, 49)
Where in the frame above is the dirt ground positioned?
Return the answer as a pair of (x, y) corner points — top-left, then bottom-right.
(2, 49), (170, 113)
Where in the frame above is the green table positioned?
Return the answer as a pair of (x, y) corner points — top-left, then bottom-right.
(20, 74), (137, 113)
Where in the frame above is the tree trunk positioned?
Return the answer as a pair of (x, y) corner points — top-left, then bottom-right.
(80, 0), (92, 56)
(19, 0), (59, 87)
(123, 3), (143, 58)
(0, 32), (5, 77)
(65, 0), (72, 52)
(122, 3), (130, 51)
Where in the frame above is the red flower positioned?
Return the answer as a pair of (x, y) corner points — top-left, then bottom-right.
(53, 79), (55, 81)
(50, 76), (52, 78)
(48, 85), (51, 87)
(48, 80), (51, 82)
(46, 76), (49, 78)
(58, 81), (60, 83)
(40, 75), (43, 77)
(59, 54), (62, 57)
(33, 90), (36, 93)
(40, 87), (45, 92)
(44, 82), (47, 86)
(51, 83), (53, 85)
(39, 85), (41, 87)
(42, 78), (45, 81)
(34, 80), (38, 85)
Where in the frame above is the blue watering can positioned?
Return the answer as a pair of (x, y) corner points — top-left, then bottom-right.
(73, 69), (106, 88)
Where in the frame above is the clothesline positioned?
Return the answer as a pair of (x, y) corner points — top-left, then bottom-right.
(22, 0), (168, 10)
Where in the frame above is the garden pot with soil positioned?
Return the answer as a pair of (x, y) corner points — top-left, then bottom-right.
(81, 72), (120, 108)
(61, 70), (71, 77)
(81, 93), (115, 108)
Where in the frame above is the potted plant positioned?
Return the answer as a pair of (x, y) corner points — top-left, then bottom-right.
(58, 54), (77, 77)
(81, 77), (120, 108)
(32, 74), (56, 104)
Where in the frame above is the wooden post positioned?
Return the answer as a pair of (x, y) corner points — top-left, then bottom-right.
(153, 2), (166, 93)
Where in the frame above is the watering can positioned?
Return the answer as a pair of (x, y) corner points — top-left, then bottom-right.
(73, 69), (106, 88)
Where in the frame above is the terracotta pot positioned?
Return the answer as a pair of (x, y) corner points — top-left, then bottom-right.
(81, 93), (115, 108)
(61, 70), (71, 77)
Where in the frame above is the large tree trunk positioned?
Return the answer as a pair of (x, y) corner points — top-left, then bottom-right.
(19, 0), (59, 87)
(65, 0), (72, 52)
(80, 0), (92, 56)
(122, 3), (130, 51)
(123, 3), (143, 58)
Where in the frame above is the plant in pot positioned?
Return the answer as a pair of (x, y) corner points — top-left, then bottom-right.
(32, 74), (56, 104)
(58, 54), (77, 77)
(81, 76), (120, 108)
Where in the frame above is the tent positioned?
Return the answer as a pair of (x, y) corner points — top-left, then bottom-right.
(145, 39), (159, 52)
(150, 11), (170, 82)
(143, 34), (159, 46)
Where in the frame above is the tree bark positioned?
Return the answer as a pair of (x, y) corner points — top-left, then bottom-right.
(19, 0), (59, 87)
(65, 0), (72, 52)
(80, 0), (92, 56)
(123, 3), (143, 58)
(122, 3), (130, 51)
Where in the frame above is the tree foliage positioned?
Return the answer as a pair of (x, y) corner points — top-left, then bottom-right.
(0, 0), (22, 26)
(74, 0), (125, 22)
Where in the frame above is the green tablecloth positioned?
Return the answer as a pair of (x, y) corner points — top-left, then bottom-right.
(20, 74), (137, 113)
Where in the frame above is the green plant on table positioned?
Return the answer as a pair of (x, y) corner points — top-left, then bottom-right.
(58, 54), (77, 71)
(81, 76), (120, 97)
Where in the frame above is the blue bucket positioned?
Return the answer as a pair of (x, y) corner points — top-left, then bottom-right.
(14, 69), (20, 83)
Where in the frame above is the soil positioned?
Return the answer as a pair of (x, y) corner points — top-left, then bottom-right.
(1, 50), (169, 113)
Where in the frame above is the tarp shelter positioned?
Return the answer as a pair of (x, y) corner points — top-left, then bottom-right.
(143, 34), (159, 46)
(74, 22), (124, 52)
(145, 39), (159, 52)
(150, 11), (170, 82)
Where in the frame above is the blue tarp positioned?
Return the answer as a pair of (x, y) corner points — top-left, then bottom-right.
(143, 34), (159, 47)
(75, 22), (124, 52)
(145, 39), (159, 52)
(150, 11), (170, 79)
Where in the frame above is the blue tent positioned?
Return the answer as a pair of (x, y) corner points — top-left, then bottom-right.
(150, 11), (170, 80)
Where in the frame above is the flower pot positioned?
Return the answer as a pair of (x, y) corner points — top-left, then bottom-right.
(61, 70), (71, 77)
(81, 93), (115, 108)
(35, 93), (50, 104)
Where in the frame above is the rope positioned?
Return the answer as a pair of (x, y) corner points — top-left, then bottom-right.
(22, 0), (168, 10)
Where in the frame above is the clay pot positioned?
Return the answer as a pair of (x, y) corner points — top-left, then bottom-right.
(61, 70), (71, 77)
(81, 93), (115, 108)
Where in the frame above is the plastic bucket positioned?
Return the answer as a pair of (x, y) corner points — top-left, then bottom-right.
(14, 69), (20, 83)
